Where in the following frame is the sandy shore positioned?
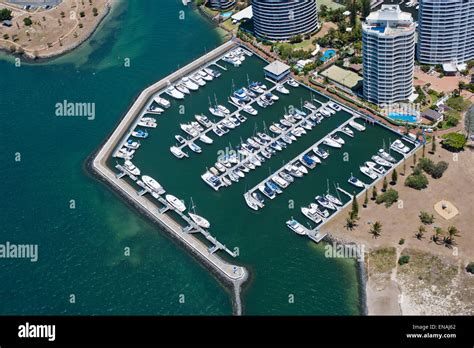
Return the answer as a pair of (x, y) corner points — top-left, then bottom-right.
(322, 144), (474, 315)
(0, 0), (113, 60)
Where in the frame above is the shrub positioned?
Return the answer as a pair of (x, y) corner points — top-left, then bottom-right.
(419, 211), (435, 225)
(405, 172), (429, 190)
(399, 238), (405, 245)
(467, 262), (474, 274)
(418, 158), (435, 174)
(431, 161), (449, 179)
(442, 133), (467, 152)
(398, 255), (410, 265)
(23, 17), (32, 26)
(375, 188), (399, 207)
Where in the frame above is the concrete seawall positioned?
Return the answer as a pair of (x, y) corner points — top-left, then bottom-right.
(89, 39), (249, 315)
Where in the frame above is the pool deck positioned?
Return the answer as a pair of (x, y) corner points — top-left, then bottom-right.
(90, 40), (249, 311)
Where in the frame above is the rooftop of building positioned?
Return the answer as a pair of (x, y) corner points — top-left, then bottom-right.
(264, 60), (290, 76)
(363, 5), (415, 35)
(231, 5), (252, 22)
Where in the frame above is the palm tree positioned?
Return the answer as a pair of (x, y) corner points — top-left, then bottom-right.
(345, 217), (357, 231)
(369, 221), (382, 239)
(444, 226), (461, 246)
(431, 227), (443, 244)
(415, 225), (426, 240)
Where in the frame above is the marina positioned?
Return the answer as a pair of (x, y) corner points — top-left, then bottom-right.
(94, 38), (420, 315)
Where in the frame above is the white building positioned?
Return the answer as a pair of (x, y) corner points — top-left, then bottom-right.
(362, 5), (416, 105)
(417, 0), (474, 65)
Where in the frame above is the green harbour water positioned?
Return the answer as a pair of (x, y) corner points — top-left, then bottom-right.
(0, 0), (407, 315)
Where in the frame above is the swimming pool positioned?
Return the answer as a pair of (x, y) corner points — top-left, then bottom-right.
(221, 12), (233, 19)
(320, 49), (336, 62)
(388, 112), (418, 123)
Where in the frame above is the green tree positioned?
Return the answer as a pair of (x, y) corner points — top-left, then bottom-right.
(372, 186), (377, 200)
(419, 211), (434, 225)
(466, 262), (474, 274)
(375, 188), (399, 207)
(422, 144), (426, 158)
(0, 8), (13, 21)
(382, 176), (388, 192)
(351, 195), (359, 218)
(369, 221), (382, 239)
(360, 0), (371, 18)
(23, 17), (32, 26)
(391, 169), (398, 185)
(405, 171), (429, 190)
(413, 153), (417, 167)
(363, 189), (368, 207)
(398, 255), (410, 265)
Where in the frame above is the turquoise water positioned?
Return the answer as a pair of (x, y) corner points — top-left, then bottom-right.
(388, 112), (418, 123)
(0, 0), (408, 315)
(320, 49), (336, 62)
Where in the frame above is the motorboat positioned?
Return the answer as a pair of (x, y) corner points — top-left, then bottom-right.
(204, 67), (220, 78)
(287, 78), (299, 87)
(154, 96), (171, 108)
(325, 194), (343, 207)
(266, 92), (279, 101)
(147, 105), (164, 114)
(280, 171), (294, 183)
(313, 146), (329, 159)
(259, 184), (276, 199)
(390, 139), (410, 154)
(198, 70), (213, 81)
(340, 126), (354, 137)
(170, 146), (187, 159)
(378, 149), (397, 163)
(236, 113), (247, 123)
(319, 108), (331, 117)
(269, 125), (283, 135)
(233, 88), (250, 102)
(276, 84), (290, 94)
(180, 123), (199, 137)
(252, 191), (265, 206)
(229, 116), (240, 127)
(165, 86), (185, 100)
(244, 192), (260, 211)
(304, 101), (318, 111)
(116, 149), (132, 159)
(328, 101), (342, 111)
(242, 105), (258, 116)
(316, 195), (337, 211)
(195, 114), (213, 128)
(222, 119), (235, 129)
(360, 166), (378, 180)
(365, 161), (386, 175)
(348, 175), (365, 188)
(217, 105), (230, 115)
(266, 181), (282, 194)
(296, 162), (308, 175)
(281, 135), (293, 144)
(191, 74), (206, 86)
(310, 203), (330, 219)
(199, 134), (213, 145)
(124, 139), (140, 150)
(142, 175), (165, 194)
(212, 125), (225, 137)
(272, 175), (289, 189)
(301, 206), (322, 224)
(123, 160), (140, 176)
(330, 133), (345, 145)
(256, 97), (268, 108)
(307, 153), (321, 164)
(371, 155), (392, 168)
(258, 132), (272, 142)
(324, 106), (336, 115)
(138, 118), (157, 128)
(285, 164), (303, 178)
(249, 82), (264, 94)
(301, 154), (317, 169)
(166, 194), (186, 212)
(189, 212), (211, 229)
(323, 137), (342, 148)
(175, 83), (190, 95)
(230, 96), (246, 106)
(188, 142), (202, 153)
(242, 87), (256, 98)
(181, 77), (199, 91)
(201, 171), (223, 191)
(131, 129), (148, 138)
(349, 120), (366, 131)
(286, 219), (306, 235)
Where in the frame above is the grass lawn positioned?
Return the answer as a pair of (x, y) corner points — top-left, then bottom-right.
(318, 0), (345, 10)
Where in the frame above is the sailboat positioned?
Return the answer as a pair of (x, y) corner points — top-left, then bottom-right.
(188, 198), (210, 229)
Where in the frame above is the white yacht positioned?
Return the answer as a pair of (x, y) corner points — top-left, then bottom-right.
(154, 96), (171, 108)
(286, 219), (306, 235)
(360, 166), (378, 180)
(287, 78), (299, 87)
(330, 133), (345, 145)
(323, 137), (342, 148)
(166, 195), (186, 212)
(182, 77), (199, 91)
(217, 105), (230, 115)
(191, 74), (206, 86)
(340, 126), (354, 137)
(325, 194), (343, 207)
(301, 206), (322, 224)
(142, 175), (165, 194)
(378, 149), (397, 163)
(170, 146), (188, 159)
(348, 175), (365, 188)
(199, 134), (213, 145)
(272, 175), (289, 189)
(371, 155), (392, 168)
(242, 105), (258, 116)
(198, 70), (213, 81)
(209, 106), (225, 117)
(123, 160), (140, 176)
(349, 120), (366, 131)
(116, 147), (135, 159)
(165, 86), (185, 100)
(175, 83), (190, 95)
(390, 139), (410, 154)
(195, 114), (213, 128)
(244, 192), (260, 211)
(276, 84), (290, 94)
(180, 123), (199, 137)
(188, 142), (202, 153)
(365, 161), (386, 175)
(328, 101), (342, 111)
